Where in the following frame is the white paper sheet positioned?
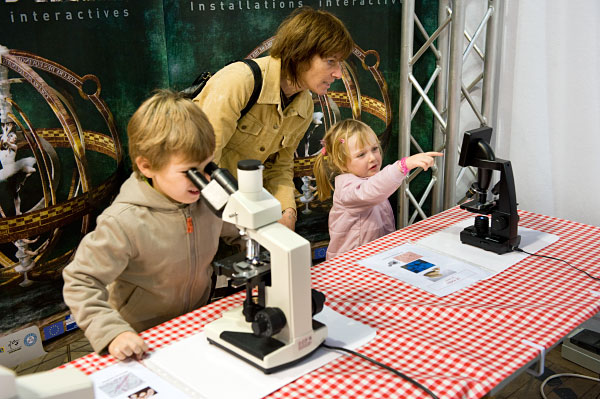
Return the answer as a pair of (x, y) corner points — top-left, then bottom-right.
(418, 218), (560, 275)
(357, 243), (493, 296)
(90, 359), (192, 399)
(356, 220), (559, 296)
(142, 306), (376, 399)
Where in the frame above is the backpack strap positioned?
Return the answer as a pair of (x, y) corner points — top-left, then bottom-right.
(238, 59), (262, 119)
(181, 59), (262, 119)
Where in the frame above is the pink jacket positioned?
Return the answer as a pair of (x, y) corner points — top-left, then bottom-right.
(327, 161), (405, 260)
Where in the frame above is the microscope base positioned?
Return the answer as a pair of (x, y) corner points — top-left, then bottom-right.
(460, 226), (520, 255)
(205, 306), (327, 374)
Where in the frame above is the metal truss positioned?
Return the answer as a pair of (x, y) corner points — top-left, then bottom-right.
(397, 0), (504, 227)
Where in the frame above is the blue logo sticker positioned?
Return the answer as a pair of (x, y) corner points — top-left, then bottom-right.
(65, 315), (78, 331)
(24, 333), (37, 347)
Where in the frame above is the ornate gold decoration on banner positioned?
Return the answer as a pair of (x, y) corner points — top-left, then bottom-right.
(0, 46), (122, 287)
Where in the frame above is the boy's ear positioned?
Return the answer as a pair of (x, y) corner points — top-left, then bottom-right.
(136, 156), (154, 179)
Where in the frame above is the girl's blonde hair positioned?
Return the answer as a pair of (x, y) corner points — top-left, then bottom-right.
(128, 89), (215, 177)
(313, 119), (380, 200)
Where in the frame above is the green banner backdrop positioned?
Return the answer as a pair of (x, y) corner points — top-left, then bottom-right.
(0, 0), (168, 337)
(0, 0), (438, 341)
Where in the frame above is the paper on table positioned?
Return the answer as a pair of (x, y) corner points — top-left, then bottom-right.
(89, 358), (192, 399)
(357, 243), (493, 297)
(356, 220), (560, 296)
(142, 306), (376, 399)
(418, 218), (559, 275)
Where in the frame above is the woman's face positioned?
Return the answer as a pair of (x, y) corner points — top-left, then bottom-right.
(298, 54), (343, 95)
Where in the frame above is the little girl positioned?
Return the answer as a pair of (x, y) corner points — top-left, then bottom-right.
(313, 119), (443, 260)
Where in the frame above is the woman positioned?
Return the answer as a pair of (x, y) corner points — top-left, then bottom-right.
(194, 7), (354, 230)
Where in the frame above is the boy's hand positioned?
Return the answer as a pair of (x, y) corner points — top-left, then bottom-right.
(405, 152), (444, 172)
(108, 331), (149, 360)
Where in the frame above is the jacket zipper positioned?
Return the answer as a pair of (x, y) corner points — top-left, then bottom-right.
(182, 207), (196, 313)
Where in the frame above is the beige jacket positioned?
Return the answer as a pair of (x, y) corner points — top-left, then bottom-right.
(194, 56), (313, 211)
(63, 173), (239, 354)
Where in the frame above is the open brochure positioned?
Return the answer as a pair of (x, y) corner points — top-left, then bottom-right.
(357, 219), (559, 297)
(89, 306), (376, 399)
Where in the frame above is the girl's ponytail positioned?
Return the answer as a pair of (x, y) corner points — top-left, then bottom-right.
(313, 150), (333, 200)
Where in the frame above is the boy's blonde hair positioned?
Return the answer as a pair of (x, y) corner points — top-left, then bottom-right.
(128, 89), (215, 176)
(313, 119), (380, 200)
(271, 7), (354, 88)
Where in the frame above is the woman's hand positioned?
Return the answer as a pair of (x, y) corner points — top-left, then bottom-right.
(278, 208), (297, 231)
(108, 331), (149, 360)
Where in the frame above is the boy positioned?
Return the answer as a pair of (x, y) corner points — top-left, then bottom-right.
(63, 90), (239, 360)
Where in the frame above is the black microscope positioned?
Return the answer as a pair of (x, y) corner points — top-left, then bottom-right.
(458, 126), (520, 254)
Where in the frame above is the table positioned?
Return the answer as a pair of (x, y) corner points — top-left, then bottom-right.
(62, 207), (600, 398)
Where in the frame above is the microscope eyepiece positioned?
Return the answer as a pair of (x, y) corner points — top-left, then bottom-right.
(238, 159), (262, 171)
(186, 168), (209, 190)
(186, 163), (239, 216)
(205, 161), (219, 175)
(186, 163), (238, 194)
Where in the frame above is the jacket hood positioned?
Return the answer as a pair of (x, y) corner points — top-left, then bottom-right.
(113, 172), (187, 212)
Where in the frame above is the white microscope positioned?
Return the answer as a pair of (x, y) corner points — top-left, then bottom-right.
(187, 159), (327, 374)
(0, 365), (93, 399)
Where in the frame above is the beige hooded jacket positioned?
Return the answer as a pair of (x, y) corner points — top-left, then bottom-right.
(63, 173), (239, 354)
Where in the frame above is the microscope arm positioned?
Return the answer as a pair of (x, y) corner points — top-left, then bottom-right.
(466, 157), (520, 251)
(470, 158), (518, 216)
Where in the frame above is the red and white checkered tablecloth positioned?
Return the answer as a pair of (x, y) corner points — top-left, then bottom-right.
(62, 207), (600, 398)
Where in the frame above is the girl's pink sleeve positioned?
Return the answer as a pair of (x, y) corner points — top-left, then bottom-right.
(335, 161), (405, 210)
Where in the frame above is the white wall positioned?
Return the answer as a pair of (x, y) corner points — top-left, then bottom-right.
(494, 0), (600, 226)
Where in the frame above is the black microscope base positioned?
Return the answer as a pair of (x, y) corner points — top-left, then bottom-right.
(460, 228), (520, 255)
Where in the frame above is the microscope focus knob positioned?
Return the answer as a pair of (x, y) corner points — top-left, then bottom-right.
(311, 289), (326, 316)
(493, 214), (508, 230)
(252, 307), (287, 337)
